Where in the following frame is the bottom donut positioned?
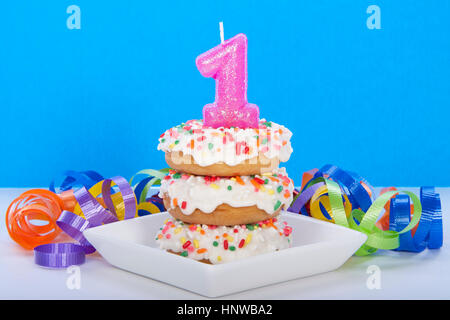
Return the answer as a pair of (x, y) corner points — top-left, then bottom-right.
(155, 217), (293, 265)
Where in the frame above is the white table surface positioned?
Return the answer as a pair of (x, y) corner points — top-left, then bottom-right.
(0, 187), (448, 300)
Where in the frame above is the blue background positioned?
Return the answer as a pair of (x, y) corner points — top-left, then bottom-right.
(0, 0), (449, 187)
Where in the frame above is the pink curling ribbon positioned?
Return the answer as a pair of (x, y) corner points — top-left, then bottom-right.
(196, 33), (259, 128)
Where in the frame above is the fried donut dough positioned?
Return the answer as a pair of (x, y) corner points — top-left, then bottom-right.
(162, 193), (281, 226)
(165, 151), (279, 176)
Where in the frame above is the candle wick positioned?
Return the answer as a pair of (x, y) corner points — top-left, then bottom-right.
(219, 21), (224, 44)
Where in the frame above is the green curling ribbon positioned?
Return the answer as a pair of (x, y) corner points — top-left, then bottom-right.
(302, 176), (422, 256)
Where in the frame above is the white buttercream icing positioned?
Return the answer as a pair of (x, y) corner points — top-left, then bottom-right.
(159, 168), (294, 215)
(156, 217), (293, 264)
(157, 119), (293, 167)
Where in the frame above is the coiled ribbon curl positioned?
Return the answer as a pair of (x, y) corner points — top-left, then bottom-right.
(129, 168), (170, 216)
(6, 169), (169, 268)
(6, 165), (443, 265)
(288, 164), (443, 256)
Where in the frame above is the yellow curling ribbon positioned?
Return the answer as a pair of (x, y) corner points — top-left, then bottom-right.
(72, 168), (170, 219)
(309, 184), (352, 223)
(72, 180), (138, 220)
(137, 202), (162, 215)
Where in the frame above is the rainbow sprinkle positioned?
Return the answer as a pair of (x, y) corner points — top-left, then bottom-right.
(156, 218), (292, 264)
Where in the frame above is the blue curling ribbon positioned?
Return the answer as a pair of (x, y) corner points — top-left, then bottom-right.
(423, 187), (444, 249)
(134, 177), (166, 213)
(389, 187), (443, 252)
(133, 176), (154, 202)
(148, 194), (165, 212)
(317, 164), (373, 212)
(49, 170), (104, 193)
(347, 170), (375, 202)
(130, 171), (167, 202)
(128, 169), (169, 216)
(290, 165), (443, 255)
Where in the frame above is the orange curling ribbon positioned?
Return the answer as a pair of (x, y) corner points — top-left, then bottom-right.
(360, 181), (373, 198)
(6, 181), (138, 250)
(6, 169), (169, 251)
(300, 169), (318, 190)
(5, 189), (76, 250)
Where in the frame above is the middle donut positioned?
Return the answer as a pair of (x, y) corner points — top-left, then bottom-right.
(160, 168), (294, 226)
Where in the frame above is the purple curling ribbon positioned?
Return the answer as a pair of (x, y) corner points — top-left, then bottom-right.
(35, 175), (136, 268)
(101, 176), (137, 221)
(74, 186), (118, 227)
(34, 243), (85, 268)
(288, 183), (324, 215)
(56, 210), (95, 254)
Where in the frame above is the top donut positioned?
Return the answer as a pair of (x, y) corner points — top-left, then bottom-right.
(158, 119), (293, 176)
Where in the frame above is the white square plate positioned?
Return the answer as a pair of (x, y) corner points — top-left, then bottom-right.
(83, 211), (367, 297)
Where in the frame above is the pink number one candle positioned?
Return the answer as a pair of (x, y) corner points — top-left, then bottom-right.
(196, 33), (260, 128)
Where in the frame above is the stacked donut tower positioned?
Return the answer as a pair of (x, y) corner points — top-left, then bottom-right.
(155, 33), (294, 264)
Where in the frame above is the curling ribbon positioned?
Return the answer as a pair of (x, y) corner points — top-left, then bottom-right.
(6, 169), (169, 268)
(375, 186), (443, 252)
(6, 189), (67, 250)
(129, 168), (170, 216)
(49, 170), (104, 193)
(288, 164), (443, 256)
